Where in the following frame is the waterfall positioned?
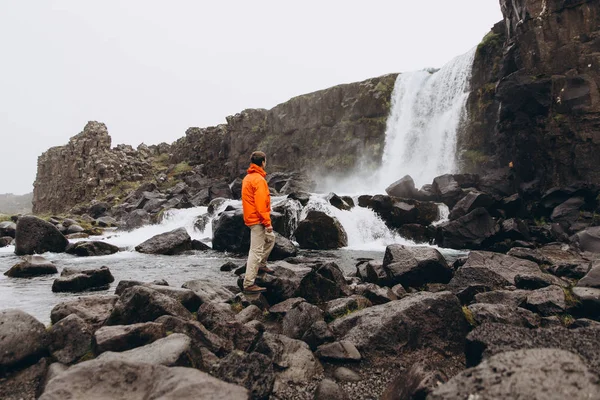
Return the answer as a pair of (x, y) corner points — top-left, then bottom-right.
(376, 48), (476, 189)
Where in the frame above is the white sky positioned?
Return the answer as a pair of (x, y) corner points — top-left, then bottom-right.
(0, 1), (503, 195)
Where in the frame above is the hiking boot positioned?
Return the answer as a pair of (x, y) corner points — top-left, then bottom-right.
(259, 266), (275, 274)
(244, 284), (267, 294)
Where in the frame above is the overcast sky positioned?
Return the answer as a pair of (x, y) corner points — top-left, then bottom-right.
(0, 1), (503, 195)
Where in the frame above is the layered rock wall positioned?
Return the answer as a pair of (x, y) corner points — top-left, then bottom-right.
(32, 122), (160, 214)
(461, 0), (600, 190)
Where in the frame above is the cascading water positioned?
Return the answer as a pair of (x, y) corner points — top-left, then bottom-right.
(376, 48), (476, 189)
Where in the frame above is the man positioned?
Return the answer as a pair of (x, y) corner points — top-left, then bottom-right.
(241, 151), (275, 293)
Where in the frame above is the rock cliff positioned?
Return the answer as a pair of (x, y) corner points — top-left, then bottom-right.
(33, 75), (397, 214)
(461, 0), (600, 191)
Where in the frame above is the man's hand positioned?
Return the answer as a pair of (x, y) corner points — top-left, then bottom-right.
(266, 226), (273, 233)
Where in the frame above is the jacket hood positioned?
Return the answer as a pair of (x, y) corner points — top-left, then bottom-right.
(247, 164), (266, 177)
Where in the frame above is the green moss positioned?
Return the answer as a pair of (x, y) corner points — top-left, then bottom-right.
(563, 287), (580, 308)
(169, 162), (192, 177)
(553, 114), (566, 123)
(77, 349), (95, 363)
(463, 150), (489, 167)
(0, 214), (11, 222)
(476, 32), (503, 57)
(534, 217), (547, 226)
(230, 301), (244, 313)
(558, 313), (575, 327)
(462, 306), (476, 327)
(166, 330), (174, 336)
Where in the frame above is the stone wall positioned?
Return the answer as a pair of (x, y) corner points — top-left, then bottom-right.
(461, 0), (600, 190)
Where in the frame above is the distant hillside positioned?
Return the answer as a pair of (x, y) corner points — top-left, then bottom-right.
(0, 192), (33, 214)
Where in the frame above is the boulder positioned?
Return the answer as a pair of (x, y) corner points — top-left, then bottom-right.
(397, 224), (431, 244)
(269, 297), (306, 317)
(269, 233), (298, 260)
(211, 209), (250, 253)
(47, 314), (92, 364)
(369, 195), (439, 228)
(52, 266), (115, 293)
(66, 224), (85, 234)
(97, 333), (201, 368)
(323, 296), (372, 321)
(124, 209), (151, 231)
(432, 174), (472, 208)
(358, 283), (397, 305)
(14, 216), (68, 255)
(50, 295), (119, 331)
(155, 315), (230, 356)
(115, 282), (201, 312)
(212, 321), (259, 352)
(0, 221), (17, 238)
(294, 211), (348, 250)
(197, 302), (236, 331)
(281, 302), (324, 340)
(329, 292), (467, 356)
(315, 341), (361, 362)
(0, 309), (47, 371)
(220, 261), (238, 272)
(314, 379), (349, 400)
(0, 357), (48, 400)
(253, 262), (350, 304)
(254, 332), (323, 392)
(4, 255), (57, 278)
(135, 227), (192, 255)
(448, 191), (494, 220)
(523, 286), (567, 316)
(381, 244), (453, 288)
(182, 279), (236, 304)
(466, 303), (540, 328)
(212, 351), (275, 399)
(578, 262), (600, 288)
(65, 241), (119, 257)
(465, 323), (600, 370)
(106, 286), (192, 325)
(301, 320), (335, 351)
(385, 175), (417, 198)
(327, 193), (352, 211)
(429, 349), (600, 400)
(575, 226), (600, 253)
(572, 287), (600, 320)
(93, 322), (166, 354)
(88, 202), (110, 218)
(333, 367), (361, 382)
(39, 358), (248, 399)
(235, 304), (263, 324)
(435, 208), (499, 250)
(499, 218), (531, 241)
(473, 289), (531, 307)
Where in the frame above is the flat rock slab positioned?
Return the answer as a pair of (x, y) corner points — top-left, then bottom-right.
(93, 322), (166, 354)
(96, 333), (200, 368)
(4, 255), (58, 278)
(39, 358), (248, 400)
(50, 295), (119, 331)
(134, 227), (192, 255)
(52, 266), (114, 293)
(429, 349), (600, 400)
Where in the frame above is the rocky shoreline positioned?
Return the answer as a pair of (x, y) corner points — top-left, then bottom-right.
(2, 168), (600, 399)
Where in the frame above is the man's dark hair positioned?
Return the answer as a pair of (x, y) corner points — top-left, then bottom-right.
(250, 151), (266, 166)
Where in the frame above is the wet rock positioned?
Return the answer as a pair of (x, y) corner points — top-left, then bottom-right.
(135, 227), (192, 255)
(50, 295), (119, 331)
(269, 233), (298, 260)
(429, 349), (600, 400)
(287, 191), (311, 207)
(254, 332), (323, 392)
(93, 322), (166, 354)
(382, 244), (453, 288)
(467, 303), (540, 328)
(212, 350), (275, 399)
(0, 236), (12, 247)
(315, 341), (361, 362)
(294, 211), (348, 250)
(0, 309), (47, 371)
(0, 221), (16, 238)
(4, 255), (57, 278)
(14, 216), (68, 255)
(211, 209), (249, 253)
(0, 357), (48, 400)
(397, 223), (431, 243)
(385, 175), (418, 198)
(220, 261), (238, 272)
(47, 314), (92, 364)
(39, 358), (248, 399)
(155, 315), (230, 356)
(466, 323), (600, 370)
(182, 279), (236, 304)
(106, 286), (192, 325)
(369, 195), (439, 227)
(435, 208), (499, 250)
(97, 333), (201, 368)
(448, 191), (494, 220)
(330, 292), (467, 356)
(327, 193), (352, 211)
(282, 302), (324, 340)
(124, 209), (151, 230)
(65, 241), (119, 257)
(52, 266), (114, 293)
(524, 286), (566, 316)
(254, 262), (350, 305)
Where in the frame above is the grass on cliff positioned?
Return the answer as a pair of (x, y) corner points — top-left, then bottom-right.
(0, 214), (11, 222)
(476, 31), (503, 57)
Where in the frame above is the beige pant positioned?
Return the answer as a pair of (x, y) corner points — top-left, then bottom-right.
(243, 224), (276, 288)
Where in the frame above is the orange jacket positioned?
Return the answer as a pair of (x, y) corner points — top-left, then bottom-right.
(241, 164), (271, 227)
